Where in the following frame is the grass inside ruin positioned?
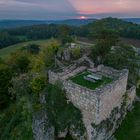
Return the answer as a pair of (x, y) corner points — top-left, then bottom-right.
(70, 71), (112, 90)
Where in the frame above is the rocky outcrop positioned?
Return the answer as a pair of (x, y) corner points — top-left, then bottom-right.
(32, 110), (55, 140)
(32, 94), (55, 140)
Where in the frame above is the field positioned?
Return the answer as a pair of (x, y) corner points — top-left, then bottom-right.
(78, 37), (140, 48)
(0, 39), (51, 59)
(121, 38), (140, 48)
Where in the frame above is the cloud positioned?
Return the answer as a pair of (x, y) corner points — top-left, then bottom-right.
(68, 0), (140, 15)
(0, 0), (76, 19)
(0, 0), (139, 19)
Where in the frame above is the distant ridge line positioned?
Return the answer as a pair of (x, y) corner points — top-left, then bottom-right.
(0, 18), (139, 28)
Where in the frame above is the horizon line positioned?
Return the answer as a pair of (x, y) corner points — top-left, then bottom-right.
(0, 17), (140, 21)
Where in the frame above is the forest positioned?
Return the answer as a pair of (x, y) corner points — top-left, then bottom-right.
(0, 17), (140, 49)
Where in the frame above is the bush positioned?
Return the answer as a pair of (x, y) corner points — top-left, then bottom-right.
(26, 44), (40, 54)
(71, 47), (81, 60)
(30, 75), (47, 94)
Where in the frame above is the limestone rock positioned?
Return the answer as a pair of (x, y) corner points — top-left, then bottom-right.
(32, 110), (55, 140)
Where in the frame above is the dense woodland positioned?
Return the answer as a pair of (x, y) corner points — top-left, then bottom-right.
(0, 17), (140, 49)
(0, 17), (140, 140)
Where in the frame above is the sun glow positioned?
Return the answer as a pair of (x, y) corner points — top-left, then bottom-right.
(80, 16), (87, 19)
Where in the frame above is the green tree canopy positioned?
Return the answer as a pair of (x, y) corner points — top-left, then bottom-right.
(26, 44), (40, 54)
(0, 64), (12, 109)
(6, 51), (30, 74)
(91, 29), (119, 64)
(105, 44), (140, 84)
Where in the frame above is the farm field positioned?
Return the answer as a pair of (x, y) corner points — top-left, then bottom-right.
(0, 39), (51, 59)
(78, 37), (140, 48)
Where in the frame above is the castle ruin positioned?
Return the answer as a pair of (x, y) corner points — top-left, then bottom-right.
(48, 56), (136, 140)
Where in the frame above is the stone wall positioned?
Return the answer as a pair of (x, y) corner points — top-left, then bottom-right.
(63, 68), (129, 140)
(126, 86), (136, 109)
(63, 68), (128, 124)
(48, 60), (136, 140)
(97, 65), (124, 79)
(63, 80), (99, 122)
(90, 105), (127, 140)
(48, 65), (87, 84)
(90, 86), (136, 140)
(97, 69), (128, 124)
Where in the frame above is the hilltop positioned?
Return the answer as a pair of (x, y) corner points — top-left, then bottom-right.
(83, 17), (140, 39)
(0, 18), (140, 28)
(0, 19), (96, 28)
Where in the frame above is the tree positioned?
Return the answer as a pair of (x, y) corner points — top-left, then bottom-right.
(105, 44), (140, 84)
(58, 25), (73, 44)
(71, 47), (81, 60)
(91, 29), (119, 64)
(26, 44), (40, 54)
(31, 41), (60, 72)
(30, 75), (47, 94)
(0, 31), (20, 49)
(0, 64), (12, 109)
(7, 51), (30, 74)
(8, 74), (34, 139)
(16, 55), (30, 73)
(10, 73), (46, 111)
(0, 58), (4, 64)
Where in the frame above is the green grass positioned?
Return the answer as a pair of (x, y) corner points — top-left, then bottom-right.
(115, 102), (140, 140)
(115, 89), (140, 140)
(70, 71), (112, 90)
(15, 35), (28, 40)
(0, 39), (50, 59)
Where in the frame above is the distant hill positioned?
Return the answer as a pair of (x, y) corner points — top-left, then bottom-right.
(0, 19), (96, 28)
(0, 18), (139, 28)
(123, 18), (140, 24)
(0, 20), (47, 28)
(55, 19), (97, 26)
(83, 17), (140, 39)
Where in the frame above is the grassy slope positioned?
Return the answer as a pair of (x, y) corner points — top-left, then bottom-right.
(0, 39), (50, 59)
(115, 89), (140, 140)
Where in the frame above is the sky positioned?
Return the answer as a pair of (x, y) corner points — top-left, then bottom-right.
(0, 0), (140, 20)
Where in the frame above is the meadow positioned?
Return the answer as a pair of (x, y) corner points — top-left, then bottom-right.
(0, 39), (51, 59)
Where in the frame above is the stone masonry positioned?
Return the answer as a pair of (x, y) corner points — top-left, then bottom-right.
(48, 57), (136, 140)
